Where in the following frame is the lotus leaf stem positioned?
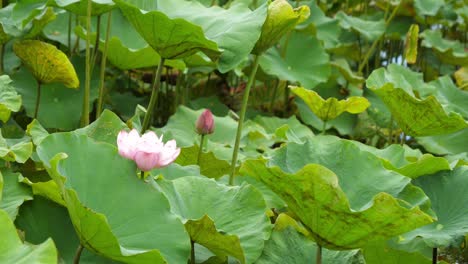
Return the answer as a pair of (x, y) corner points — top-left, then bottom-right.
(73, 244), (84, 264)
(316, 245), (322, 264)
(141, 57), (165, 133)
(34, 82), (42, 119)
(190, 239), (196, 264)
(81, 0), (92, 127)
(96, 11), (112, 118)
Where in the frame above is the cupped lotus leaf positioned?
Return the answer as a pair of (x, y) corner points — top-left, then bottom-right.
(414, 0), (444, 16)
(16, 197), (118, 264)
(253, 114), (314, 143)
(0, 209), (58, 264)
(12, 58), (98, 130)
(0, 75), (21, 123)
(185, 215), (244, 263)
(420, 30), (468, 65)
(176, 145), (232, 179)
(74, 109), (127, 145)
(335, 11), (385, 40)
(20, 177), (64, 206)
(156, 176), (272, 264)
(156, 0), (268, 72)
(0, 132), (33, 163)
(26, 119), (49, 146)
(114, 0), (220, 60)
(252, 0), (310, 55)
(363, 240), (431, 264)
(417, 128), (468, 155)
(241, 158), (433, 250)
(369, 83), (468, 136)
(330, 59), (364, 84)
(50, 0), (115, 16)
(454, 67), (468, 90)
(259, 31), (330, 89)
(290, 86), (370, 122)
(36, 133), (190, 263)
(398, 166), (468, 248)
(13, 40), (79, 88)
(255, 226), (361, 264)
(23, 7), (56, 39)
(404, 24), (419, 64)
(0, 170), (32, 220)
(366, 64), (427, 96)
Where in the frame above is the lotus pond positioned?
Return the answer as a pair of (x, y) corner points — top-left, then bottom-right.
(0, 0), (467, 263)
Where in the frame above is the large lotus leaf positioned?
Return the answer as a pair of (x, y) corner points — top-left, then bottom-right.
(0, 75), (21, 123)
(234, 175), (286, 210)
(454, 67), (468, 90)
(348, 141), (451, 179)
(156, 0), (267, 72)
(302, 1), (341, 49)
(16, 197), (118, 264)
(156, 176), (272, 264)
(175, 145), (232, 179)
(369, 83), (467, 136)
(241, 158), (433, 250)
(417, 128), (468, 155)
(0, 169), (32, 220)
(151, 163), (201, 181)
(114, 0), (220, 60)
(0, 208), (58, 264)
(252, 0), (309, 55)
(255, 226), (361, 264)
(0, 132), (33, 163)
(335, 11), (385, 40)
(12, 58), (99, 130)
(74, 109), (127, 145)
(428, 76), (468, 119)
(36, 133), (190, 263)
(13, 40), (79, 88)
(421, 30), (468, 65)
(50, 0), (115, 16)
(414, 0), (444, 16)
(259, 31), (330, 89)
(291, 86), (369, 121)
(363, 240), (431, 264)
(366, 64), (428, 96)
(398, 166), (468, 248)
(405, 24), (419, 64)
(42, 11), (85, 50)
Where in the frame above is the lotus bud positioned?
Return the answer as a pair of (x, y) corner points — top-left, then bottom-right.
(196, 109), (215, 135)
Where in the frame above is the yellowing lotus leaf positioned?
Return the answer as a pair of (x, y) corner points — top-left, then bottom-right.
(404, 24), (419, 64)
(13, 40), (79, 88)
(290, 86), (370, 121)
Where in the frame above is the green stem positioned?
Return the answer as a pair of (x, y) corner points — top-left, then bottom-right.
(316, 245), (322, 264)
(388, 115), (394, 145)
(269, 79), (279, 112)
(72, 15), (80, 54)
(91, 15), (101, 69)
(0, 44), (4, 75)
(141, 57), (165, 133)
(197, 134), (205, 166)
(68, 12), (72, 56)
(81, 0), (92, 127)
(190, 240), (196, 264)
(321, 120), (327, 135)
(34, 82), (42, 119)
(73, 244), (84, 264)
(96, 11), (112, 118)
(432, 248), (437, 264)
(229, 55), (260, 185)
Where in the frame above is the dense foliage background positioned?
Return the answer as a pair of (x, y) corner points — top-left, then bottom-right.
(0, 0), (467, 263)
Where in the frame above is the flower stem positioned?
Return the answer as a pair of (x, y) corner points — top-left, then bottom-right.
(197, 134), (205, 166)
(73, 244), (84, 264)
(229, 55), (259, 185)
(96, 11), (112, 118)
(80, 0), (92, 127)
(316, 245), (322, 264)
(141, 57), (165, 133)
(68, 12), (72, 57)
(190, 240), (196, 264)
(321, 120), (327, 135)
(34, 82), (42, 119)
(432, 248), (437, 264)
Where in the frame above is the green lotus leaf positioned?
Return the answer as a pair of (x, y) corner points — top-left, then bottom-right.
(26, 119), (49, 146)
(151, 163), (201, 181)
(42, 11), (85, 50)
(330, 58), (365, 84)
(252, 0), (310, 55)
(156, 176), (272, 264)
(290, 86), (370, 122)
(256, 226), (361, 264)
(13, 40), (79, 88)
(50, 0), (115, 16)
(398, 166), (468, 248)
(303, 1), (341, 49)
(414, 0), (444, 16)
(0, 208), (58, 264)
(420, 30), (468, 65)
(20, 177), (64, 206)
(12, 58), (99, 130)
(0, 170), (32, 220)
(0, 75), (21, 123)
(0, 132), (33, 163)
(240, 136), (434, 249)
(369, 83), (467, 136)
(175, 145), (232, 179)
(454, 67), (468, 90)
(335, 11), (385, 40)
(253, 114), (314, 143)
(36, 133), (191, 263)
(405, 24), (419, 64)
(16, 197), (117, 263)
(363, 240), (431, 264)
(234, 175), (286, 210)
(23, 7), (56, 39)
(114, 0), (220, 60)
(156, 0), (268, 72)
(74, 109), (127, 145)
(259, 31), (330, 89)
(366, 64), (428, 96)
(428, 76), (468, 120)
(0, 172), (2, 201)
(417, 128), (468, 155)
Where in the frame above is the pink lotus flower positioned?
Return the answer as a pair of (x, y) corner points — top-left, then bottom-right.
(117, 129), (180, 171)
(196, 109), (215, 135)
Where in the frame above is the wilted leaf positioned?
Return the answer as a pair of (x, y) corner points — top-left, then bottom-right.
(290, 86), (370, 121)
(454, 67), (468, 90)
(13, 40), (79, 88)
(404, 24), (419, 64)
